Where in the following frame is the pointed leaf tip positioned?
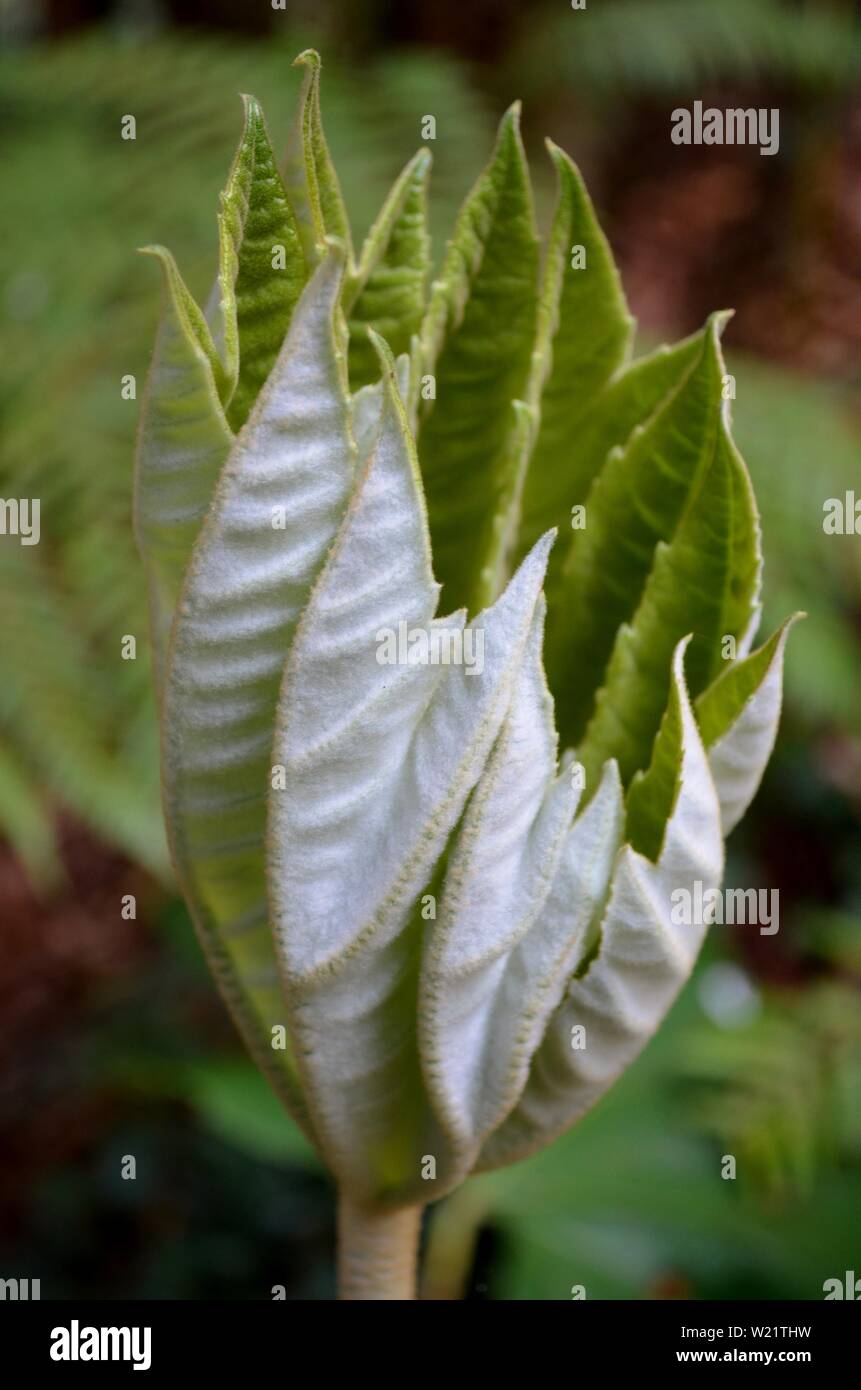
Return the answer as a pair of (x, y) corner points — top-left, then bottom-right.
(366, 324), (394, 364)
(530, 527), (556, 565)
(496, 100), (525, 150)
(513, 528), (556, 596)
(285, 47), (353, 270)
(347, 147), (432, 388)
(710, 307), (735, 338)
(417, 94), (538, 612)
(696, 611), (803, 834)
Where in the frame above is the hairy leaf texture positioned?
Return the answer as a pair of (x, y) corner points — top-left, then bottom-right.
(417, 104), (539, 616)
(161, 248), (355, 1135)
(269, 340), (554, 1202)
(345, 149), (432, 390)
(134, 245), (233, 690)
(138, 66), (796, 1207)
(212, 94), (308, 431)
(478, 641), (724, 1171)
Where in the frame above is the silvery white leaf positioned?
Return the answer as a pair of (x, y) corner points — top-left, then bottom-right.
(424, 752), (624, 1172)
(161, 247), (355, 1133)
(421, 604), (578, 1165)
(704, 619), (795, 835)
(477, 638), (724, 1171)
(268, 337), (552, 1201)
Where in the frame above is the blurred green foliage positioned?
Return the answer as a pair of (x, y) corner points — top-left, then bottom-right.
(730, 353), (861, 733)
(515, 0), (861, 101)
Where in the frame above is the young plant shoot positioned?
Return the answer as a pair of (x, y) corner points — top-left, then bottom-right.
(135, 50), (797, 1300)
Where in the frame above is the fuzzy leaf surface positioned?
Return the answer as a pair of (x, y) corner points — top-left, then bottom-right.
(514, 143), (633, 567)
(548, 316), (731, 753)
(417, 105), (539, 615)
(346, 150), (431, 390)
(478, 640), (724, 1171)
(268, 340), (551, 1204)
(161, 250), (355, 1135)
(134, 246), (233, 689)
(518, 333), (704, 610)
(421, 635), (624, 1174)
(212, 95), (308, 431)
(577, 414), (760, 790)
(282, 50), (354, 268)
(697, 616), (800, 833)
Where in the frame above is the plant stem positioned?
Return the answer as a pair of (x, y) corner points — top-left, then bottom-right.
(421, 1185), (491, 1300)
(337, 1192), (423, 1300)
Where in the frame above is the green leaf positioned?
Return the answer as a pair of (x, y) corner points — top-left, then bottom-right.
(518, 331), (705, 577)
(213, 94), (308, 432)
(134, 245), (233, 689)
(515, 142), (633, 553)
(576, 416), (749, 791)
(417, 103), (539, 615)
(722, 419), (763, 651)
(282, 49), (354, 268)
(161, 249), (356, 1140)
(534, 142), (633, 403)
(547, 314), (728, 751)
(346, 149), (432, 390)
(624, 646), (687, 862)
(478, 640), (724, 1173)
(696, 614), (801, 833)
(267, 334), (552, 1205)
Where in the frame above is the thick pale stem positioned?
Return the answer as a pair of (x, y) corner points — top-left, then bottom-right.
(337, 1192), (423, 1300)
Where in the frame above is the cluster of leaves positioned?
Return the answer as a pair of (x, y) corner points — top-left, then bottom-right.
(0, 31), (495, 884)
(137, 49), (798, 1208)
